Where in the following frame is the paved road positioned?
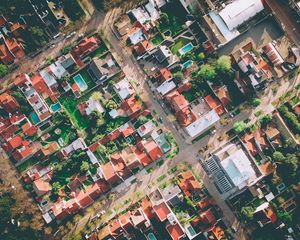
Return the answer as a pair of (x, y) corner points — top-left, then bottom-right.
(265, 0), (300, 48)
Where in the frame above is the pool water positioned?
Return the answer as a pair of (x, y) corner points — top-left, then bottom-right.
(30, 112), (40, 124)
(51, 102), (61, 112)
(179, 42), (193, 55)
(182, 60), (193, 69)
(73, 74), (88, 91)
(147, 233), (157, 240)
(187, 225), (197, 236)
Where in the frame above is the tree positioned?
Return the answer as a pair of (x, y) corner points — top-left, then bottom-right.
(251, 98), (261, 107)
(136, 116), (148, 126)
(272, 151), (285, 163)
(197, 52), (205, 61)
(198, 64), (216, 83)
(173, 72), (184, 81)
(96, 145), (109, 161)
(105, 99), (117, 111)
(233, 121), (247, 133)
(160, 12), (169, 26)
(216, 55), (232, 73)
(259, 114), (272, 127)
(241, 206), (255, 221)
(80, 161), (90, 173)
(0, 64), (8, 77)
(52, 182), (62, 195)
(285, 153), (299, 177)
(91, 92), (103, 102)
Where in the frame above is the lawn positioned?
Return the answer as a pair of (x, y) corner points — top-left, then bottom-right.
(171, 37), (190, 55)
(78, 67), (96, 90)
(158, 0), (187, 36)
(90, 43), (108, 59)
(151, 33), (164, 46)
(16, 156), (39, 173)
(59, 92), (91, 130)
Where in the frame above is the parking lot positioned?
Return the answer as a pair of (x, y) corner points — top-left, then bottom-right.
(217, 15), (284, 55)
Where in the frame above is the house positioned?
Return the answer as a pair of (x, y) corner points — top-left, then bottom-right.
(262, 43), (284, 67)
(157, 80), (177, 96)
(109, 219), (125, 239)
(215, 85), (231, 107)
(232, 43), (272, 90)
(166, 91), (189, 113)
(49, 61), (67, 79)
(0, 40), (15, 64)
(77, 97), (104, 115)
(75, 190), (94, 208)
(134, 40), (152, 56)
(127, 26), (147, 45)
(11, 143), (34, 163)
(110, 152), (131, 180)
(114, 78), (135, 100)
(0, 35), (25, 65)
(35, 142), (59, 160)
(71, 36), (100, 63)
(121, 147), (142, 170)
(183, 109), (220, 140)
(253, 202), (277, 227)
(3, 134), (25, 153)
(57, 53), (77, 73)
(88, 53), (118, 84)
(204, 95), (226, 116)
(128, 7), (150, 24)
(155, 45), (172, 63)
(0, 92), (19, 112)
(33, 178), (52, 197)
(154, 68), (173, 84)
(191, 208), (218, 233)
(177, 171), (203, 197)
(142, 140), (163, 162)
(39, 68), (58, 90)
(21, 121), (38, 136)
(242, 130), (269, 157)
(131, 208), (150, 229)
(100, 161), (121, 186)
(31, 74), (57, 102)
(121, 95), (143, 119)
(153, 201), (171, 221)
(114, 15), (132, 37)
(202, 140), (262, 194)
(160, 185), (183, 207)
(166, 223), (185, 240)
(137, 120), (155, 137)
(51, 200), (70, 221)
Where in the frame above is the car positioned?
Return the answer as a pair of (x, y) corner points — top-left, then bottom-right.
(50, 44), (56, 49)
(157, 116), (163, 123)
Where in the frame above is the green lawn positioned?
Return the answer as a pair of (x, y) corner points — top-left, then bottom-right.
(90, 43), (108, 58)
(151, 33), (164, 46)
(78, 67), (96, 90)
(171, 37), (190, 55)
(59, 92), (91, 130)
(16, 156), (39, 173)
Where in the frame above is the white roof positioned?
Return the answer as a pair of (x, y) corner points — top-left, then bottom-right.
(157, 80), (176, 96)
(149, 0), (166, 8)
(220, 148), (256, 189)
(64, 138), (86, 155)
(130, 7), (150, 24)
(145, 1), (160, 21)
(109, 109), (119, 119)
(219, 0), (264, 31)
(87, 150), (98, 164)
(262, 43), (284, 66)
(137, 120), (155, 137)
(128, 28), (145, 45)
(85, 98), (104, 115)
(184, 109), (220, 138)
(50, 61), (67, 79)
(114, 78), (135, 100)
(39, 69), (57, 87)
(43, 212), (53, 223)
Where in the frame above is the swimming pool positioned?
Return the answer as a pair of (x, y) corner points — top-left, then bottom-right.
(182, 60), (193, 69)
(51, 102), (61, 112)
(147, 233), (157, 240)
(73, 74), (88, 91)
(30, 112), (40, 124)
(179, 42), (193, 55)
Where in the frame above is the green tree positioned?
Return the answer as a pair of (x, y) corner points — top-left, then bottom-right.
(198, 64), (216, 83)
(216, 55), (232, 73)
(173, 72), (184, 81)
(160, 12), (169, 26)
(52, 182), (62, 195)
(241, 206), (255, 221)
(91, 92), (103, 102)
(136, 116), (148, 126)
(272, 151), (285, 163)
(251, 98), (261, 107)
(80, 161), (90, 173)
(0, 64), (8, 77)
(285, 153), (299, 177)
(197, 52), (205, 61)
(105, 99), (117, 111)
(259, 114), (272, 127)
(233, 121), (247, 133)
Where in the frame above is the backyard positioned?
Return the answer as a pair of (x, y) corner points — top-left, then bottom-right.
(158, 0), (187, 36)
(171, 37), (190, 56)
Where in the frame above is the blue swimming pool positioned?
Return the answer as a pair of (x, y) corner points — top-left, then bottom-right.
(179, 42), (193, 55)
(73, 74), (88, 91)
(182, 60), (193, 69)
(147, 233), (157, 240)
(30, 112), (40, 124)
(51, 102), (61, 112)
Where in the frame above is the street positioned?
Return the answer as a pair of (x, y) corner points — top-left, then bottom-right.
(0, 2), (299, 239)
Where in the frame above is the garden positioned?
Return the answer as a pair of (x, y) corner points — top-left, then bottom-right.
(171, 37), (190, 56)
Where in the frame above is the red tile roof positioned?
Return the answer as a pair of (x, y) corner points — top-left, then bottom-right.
(177, 82), (192, 93)
(176, 107), (197, 127)
(109, 219), (123, 237)
(100, 162), (120, 185)
(0, 92), (20, 112)
(204, 95), (225, 116)
(5, 37), (25, 59)
(12, 144), (34, 162)
(121, 95), (142, 117)
(166, 91), (188, 112)
(154, 68), (173, 83)
(5, 135), (23, 152)
(140, 197), (154, 219)
(75, 190), (94, 208)
(177, 171), (202, 197)
(166, 223), (185, 240)
(0, 42), (15, 64)
(144, 140), (163, 161)
(135, 40), (151, 55)
(153, 202), (170, 221)
(215, 86), (231, 106)
(119, 211), (133, 230)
